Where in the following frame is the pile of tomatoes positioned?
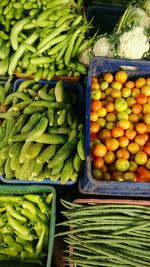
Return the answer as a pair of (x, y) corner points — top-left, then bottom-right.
(90, 70), (150, 182)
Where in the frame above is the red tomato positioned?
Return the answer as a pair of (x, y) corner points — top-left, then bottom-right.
(132, 104), (142, 115)
(90, 133), (98, 141)
(93, 157), (104, 169)
(105, 102), (115, 112)
(136, 166), (150, 182)
(91, 100), (102, 112)
(90, 121), (100, 134)
(136, 93), (148, 105)
(144, 144), (150, 155)
(111, 127), (124, 138)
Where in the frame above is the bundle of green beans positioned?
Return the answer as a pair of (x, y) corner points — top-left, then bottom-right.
(0, 79), (85, 183)
(0, 192), (53, 264)
(57, 200), (150, 267)
(0, 0), (95, 79)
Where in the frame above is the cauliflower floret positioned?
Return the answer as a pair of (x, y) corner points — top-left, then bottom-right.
(93, 37), (113, 57)
(78, 47), (93, 66)
(117, 26), (149, 59)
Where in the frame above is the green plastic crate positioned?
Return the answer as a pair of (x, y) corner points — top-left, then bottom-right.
(0, 185), (56, 267)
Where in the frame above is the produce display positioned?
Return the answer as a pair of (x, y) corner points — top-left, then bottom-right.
(0, 79), (85, 184)
(92, 0), (150, 59)
(0, 192), (53, 265)
(58, 200), (150, 267)
(0, 0), (95, 79)
(90, 71), (150, 182)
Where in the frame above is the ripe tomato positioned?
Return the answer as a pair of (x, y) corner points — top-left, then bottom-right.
(92, 76), (98, 83)
(111, 127), (124, 138)
(118, 136), (129, 148)
(90, 121), (100, 134)
(93, 157), (104, 169)
(91, 100), (102, 112)
(125, 80), (135, 89)
(90, 133), (98, 141)
(136, 93), (148, 105)
(127, 143), (140, 154)
(104, 151), (115, 164)
(103, 72), (114, 83)
(144, 144), (150, 155)
(135, 152), (147, 165)
(132, 104), (142, 115)
(118, 119), (130, 130)
(105, 102), (115, 112)
(98, 129), (111, 141)
(105, 137), (119, 151)
(135, 134), (148, 146)
(135, 123), (147, 135)
(116, 159), (130, 172)
(116, 149), (130, 159)
(135, 77), (146, 88)
(91, 82), (100, 91)
(136, 166), (150, 182)
(128, 113), (139, 123)
(92, 143), (107, 157)
(115, 70), (128, 84)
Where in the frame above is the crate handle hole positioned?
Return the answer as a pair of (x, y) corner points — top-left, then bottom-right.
(120, 66), (138, 71)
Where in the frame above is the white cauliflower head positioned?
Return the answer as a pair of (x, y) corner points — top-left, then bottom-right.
(93, 36), (113, 58)
(117, 26), (149, 59)
(78, 47), (93, 66)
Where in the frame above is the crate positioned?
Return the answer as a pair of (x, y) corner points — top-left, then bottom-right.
(86, 5), (124, 35)
(0, 78), (84, 186)
(79, 56), (150, 197)
(0, 184), (56, 267)
(86, 0), (130, 7)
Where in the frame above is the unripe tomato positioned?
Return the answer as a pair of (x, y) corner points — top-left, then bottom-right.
(128, 113), (139, 123)
(117, 111), (128, 120)
(135, 77), (146, 88)
(116, 159), (130, 172)
(111, 81), (122, 90)
(115, 70), (128, 83)
(118, 119), (130, 130)
(132, 104), (142, 115)
(126, 97), (136, 107)
(104, 151), (115, 164)
(91, 89), (102, 100)
(100, 81), (109, 91)
(141, 85), (150, 96)
(106, 122), (115, 130)
(143, 103), (150, 113)
(98, 107), (107, 117)
(127, 143), (140, 154)
(111, 89), (121, 99)
(115, 98), (128, 112)
(112, 171), (124, 181)
(98, 118), (106, 128)
(106, 113), (117, 122)
(90, 111), (99, 122)
(132, 88), (140, 97)
(135, 152), (147, 165)
(123, 172), (136, 181)
(143, 114), (150, 125)
(129, 161), (138, 171)
(92, 168), (103, 180)
(122, 87), (131, 98)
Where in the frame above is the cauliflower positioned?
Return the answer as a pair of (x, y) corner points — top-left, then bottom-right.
(78, 47), (93, 66)
(117, 26), (149, 59)
(93, 36), (113, 57)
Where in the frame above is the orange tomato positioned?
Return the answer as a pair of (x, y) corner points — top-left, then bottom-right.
(93, 157), (104, 169)
(103, 72), (114, 83)
(144, 144), (150, 155)
(125, 129), (137, 140)
(135, 77), (146, 88)
(92, 143), (107, 157)
(91, 100), (102, 112)
(132, 104), (142, 115)
(135, 123), (147, 135)
(111, 127), (124, 138)
(125, 80), (135, 89)
(90, 121), (100, 134)
(105, 102), (115, 112)
(105, 137), (119, 151)
(91, 82), (100, 91)
(118, 136), (129, 148)
(90, 111), (99, 122)
(98, 129), (111, 141)
(136, 93), (148, 105)
(118, 119), (130, 130)
(135, 134), (147, 146)
(116, 149), (130, 159)
(128, 113), (139, 123)
(92, 76), (98, 83)
(115, 70), (128, 84)
(127, 143), (140, 154)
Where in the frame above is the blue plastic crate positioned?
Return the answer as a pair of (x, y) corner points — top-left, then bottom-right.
(79, 57), (150, 197)
(86, 5), (124, 34)
(0, 78), (83, 186)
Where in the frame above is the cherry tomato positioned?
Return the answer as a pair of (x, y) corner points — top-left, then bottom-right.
(127, 143), (140, 154)
(116, 159), (130, 172)
(111, 127), (124, 138)
(115, 70), (128, 84)
(125, 80), (135, 89)
(135, 152), (147, 165)
(116, 149), (130, 159)
(92, 143), (107, 157)
(135, 123), (147, 135)
(104, 151), (115, 164)
(105, 102), (115, 112)
(135, 77), (146, 88)
(103, 72), (114, 83)
(105, 137), (119, 151)
(91, 100), (102, 112)
(90, 121), (100, 134)
(136, 93), (148, 105)
(118, 136), (129, 148)
(93, 157), (104, 169)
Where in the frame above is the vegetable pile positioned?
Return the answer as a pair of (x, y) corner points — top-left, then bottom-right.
(0, 192), (53, 265)
(0, 79), (85, 183)
(90, 71), (150, 182)
(0, 0), (95, 79)
(93, 0), (150, 59)
(58, 200), (150, 267)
